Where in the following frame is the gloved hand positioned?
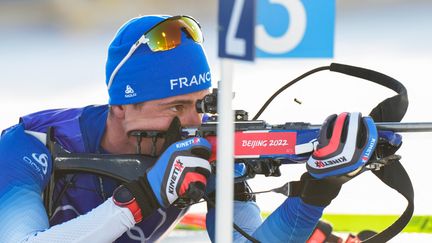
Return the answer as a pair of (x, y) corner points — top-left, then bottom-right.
(124, 137), (212, 219)
(300, 112), (378, 207)
(306, 112), (378, 179)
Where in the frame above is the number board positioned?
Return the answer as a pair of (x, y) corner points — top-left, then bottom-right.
(218, 0), (256, 61)
(218, 0), (335, 59)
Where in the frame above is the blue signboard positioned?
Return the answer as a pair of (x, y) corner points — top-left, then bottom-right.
(218, 0), (256, 61)
(218, 0), (335, 59)
(256, 0), (335, 58)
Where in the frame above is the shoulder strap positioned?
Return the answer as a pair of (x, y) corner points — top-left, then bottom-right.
(366, 161), (414, 242)
(329, 63), (408, 123)
(331, 63), (413, 242)
(363, 91), (413, 243)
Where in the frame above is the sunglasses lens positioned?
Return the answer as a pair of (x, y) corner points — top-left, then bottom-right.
(146, 16), (203, 52)
(179, 17), (203, 43)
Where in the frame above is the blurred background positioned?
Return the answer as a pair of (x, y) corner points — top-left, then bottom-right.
(1, 0), (432, 241)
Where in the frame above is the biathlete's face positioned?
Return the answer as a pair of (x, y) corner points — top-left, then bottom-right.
(122, 89), (209, 155)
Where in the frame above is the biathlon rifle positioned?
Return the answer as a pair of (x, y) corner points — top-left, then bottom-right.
(183, 88), (432, 181)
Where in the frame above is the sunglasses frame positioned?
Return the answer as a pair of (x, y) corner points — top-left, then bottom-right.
(107, 15), (203, 90)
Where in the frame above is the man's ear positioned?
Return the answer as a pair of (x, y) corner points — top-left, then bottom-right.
(110, 105), (126, 119)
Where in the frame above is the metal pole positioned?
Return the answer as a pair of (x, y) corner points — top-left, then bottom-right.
(308, 122), (432, 133)
(215, 58), (235, 242)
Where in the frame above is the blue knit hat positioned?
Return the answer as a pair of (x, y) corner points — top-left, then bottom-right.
(105, 15), (212, 105)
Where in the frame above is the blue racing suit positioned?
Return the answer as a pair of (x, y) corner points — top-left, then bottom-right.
(0, 105), (324, 242)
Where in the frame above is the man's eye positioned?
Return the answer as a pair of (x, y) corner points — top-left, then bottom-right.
(170, 105), (184, 112)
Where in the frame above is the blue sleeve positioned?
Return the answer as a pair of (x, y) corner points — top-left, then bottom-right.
(206, 164), (323, 242)
(0, 124), (53, 242)
(205, 164), (257, 242)
(206, 196), (323, 243)
(206, 201), (262, 242)
(252, 197), (324, 243)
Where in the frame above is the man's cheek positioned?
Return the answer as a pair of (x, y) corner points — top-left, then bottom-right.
(123, 116), (173, 134)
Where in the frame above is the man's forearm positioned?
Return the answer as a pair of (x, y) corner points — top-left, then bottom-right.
(22, 198), (134, 243)
(0, 193), (135, 243)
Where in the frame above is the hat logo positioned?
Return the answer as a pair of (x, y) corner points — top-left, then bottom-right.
(125, 85), (137, 98)
(169, 71), (211, 90)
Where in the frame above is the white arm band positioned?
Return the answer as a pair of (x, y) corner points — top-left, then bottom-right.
(22, 198), (135, 243)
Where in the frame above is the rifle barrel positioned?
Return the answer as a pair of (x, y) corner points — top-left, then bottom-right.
(310, 122), (432, 133)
